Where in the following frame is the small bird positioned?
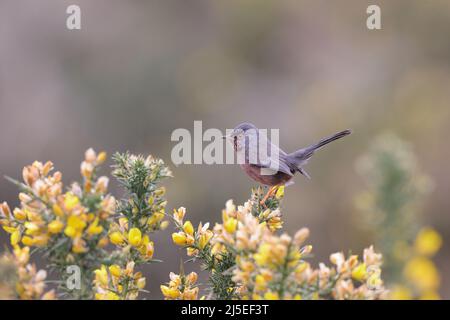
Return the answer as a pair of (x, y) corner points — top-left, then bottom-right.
(225, 122), (352, 204)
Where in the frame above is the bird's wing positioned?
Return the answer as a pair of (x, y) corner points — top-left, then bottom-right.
(245, 132), (294, 176)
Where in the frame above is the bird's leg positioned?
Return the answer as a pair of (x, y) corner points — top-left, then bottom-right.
(260, 185), (278, 206)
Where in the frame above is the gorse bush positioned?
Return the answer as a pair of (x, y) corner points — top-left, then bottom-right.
(0, 149), (170, 299)
(5, 146), (438, 300)
(167, 188), (385, 300)
(355, 134), (442, 299)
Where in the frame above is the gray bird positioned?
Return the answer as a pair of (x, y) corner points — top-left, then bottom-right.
(225, 122), (351, 203)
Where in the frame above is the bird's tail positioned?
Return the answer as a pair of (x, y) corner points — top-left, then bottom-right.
(308, 129), (352, 152)
(287, 129), (352, 176)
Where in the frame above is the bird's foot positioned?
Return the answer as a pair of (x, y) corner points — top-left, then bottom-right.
(259, 186), (278, 206)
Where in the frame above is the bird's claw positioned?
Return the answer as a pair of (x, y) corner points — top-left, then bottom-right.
(259, 186), (278, 208)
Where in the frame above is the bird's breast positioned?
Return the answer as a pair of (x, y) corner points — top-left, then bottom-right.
(240, 164), (293, 186)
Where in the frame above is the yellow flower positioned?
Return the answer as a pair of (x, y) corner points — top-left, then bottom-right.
(254, 243), (272, 266)
(404, 257), (440, 291)
(13, 246), (30, 264)
(351, 263), (367, 282)
(109, 231), (125, 245)
(275, 185), (285, 199)
(87, 218), (103, 235)
(10, 230), (20, 246)
(24, 222), (40, 234)
(154, 187), (166, 196)
(52, 203), (64, 217)
(255, 274), (267, 290)
(48, 220), (64, 234)
(33, 234), (49, 246)
(64, 215), (86, 238)
(109, 265), (121, 278)
(64, 226), (76, 238)
(64, 193), (79, 210)
(264, 291), (279, 300)
(96, 151), (107, 165)
(173, 207), (186, 224)
(128, 228), (142, 246)
(198, 231), (213, 249)
(420, 291), (440, 300)
(183, 221), (194, 236)
(389, 285), (412, 300)
(160, 221), (169, 230)
(161, 285), (180, 299)
(2, 226), (17, 234)
(106, 292), (120, 300)
(414, 227), (442, 257)
(224, 218), (238, 234)
(21, 236), (34, 246)
(147, 212), (164, 226)
(172, 232), (187, 246)
(94, 265), (109, 287)
(136, 277), (146, 289)
(13, 208), (27, 221)
(72, 238), (88, 253)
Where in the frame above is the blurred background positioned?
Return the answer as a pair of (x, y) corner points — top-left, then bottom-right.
(1, 0), (449, 299)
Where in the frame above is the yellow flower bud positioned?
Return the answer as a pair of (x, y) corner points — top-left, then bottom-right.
(351, 263), (367, 282)
(109, 231), (125, 245)
(198, 230), (213, 249)
(10, 230), (20, 246)
(72, 238), (88, 253)
(147, 212), (164, 226)
(67, 215), (86, 232)
(64, 193), (79, 210)
(64, 226), (77, 238)
(183, 221), (194, 236)
(13, 208), (27, 221)
(24, 222), (40, 233)
(2, 226), (17, 234)
(136, 277), (146, 289)
(414, 227), (442, 257)
(224, 218), (238, 234)
(160, 285), (180, 299)
(186, 272), (198, 284)
(52, 203), (64, 217)
(106, 292), (120, 300)
(21, 236), (34, 246)
(87, 218), (103, 235)
(389, 285), (412, 300)
(275, 185), (285, 199)
(48, 220), (64, 234)
(128, 228), (142, 246)
(94, 265), (109, 287)
(264, 291), (279, 300)
(109, 265), (122, 278)
(172, 232), (187, 246)
(154, 187), (166, 196)
(160, 221), (169, 230)
(96, 151), (107, 165)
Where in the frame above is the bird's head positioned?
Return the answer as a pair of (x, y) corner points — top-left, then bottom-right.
(224, 122), (257, 151)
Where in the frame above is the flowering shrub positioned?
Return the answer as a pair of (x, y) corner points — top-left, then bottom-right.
(93, 152), (171, 299)
(166, 187), (386, 300)
(355, 134), (442, 299)
(5, 147), (434, 300)
(0, 149), (170, 299)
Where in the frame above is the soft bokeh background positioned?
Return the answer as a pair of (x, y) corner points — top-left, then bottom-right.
(1, 0), (449, 298)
